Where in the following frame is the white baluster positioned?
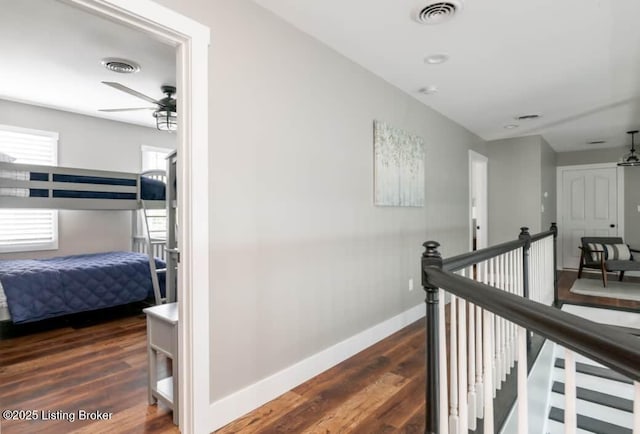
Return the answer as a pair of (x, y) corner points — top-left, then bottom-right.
(449, 293), (459, 434)
(565, 349), (577, 434)
(634, 381), (640, 434)
(476, 261), (486, 419)
(490, 258), (498, 396)
(458, 295), (468, 433)
(439, 288), (449, 434)
(468, 297), (477, 430)
(510, 250), (517, 367)
(483, 309), (494, 433)
(517, 325), (528, 433)
(495, 256), (504, 388)
(500, 254), (508, 382)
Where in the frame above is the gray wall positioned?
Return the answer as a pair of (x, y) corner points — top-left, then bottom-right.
(155, 0), (486, 402)
(557, 146), (640, 247)
(0, 99), (175, 260)
(486, 136), (543, 244)
(540, 137), (557, 231)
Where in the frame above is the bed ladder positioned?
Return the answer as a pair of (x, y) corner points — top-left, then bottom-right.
(139, 200), (167, 305)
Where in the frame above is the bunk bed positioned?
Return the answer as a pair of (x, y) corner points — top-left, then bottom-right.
(0, 161), (173, 324)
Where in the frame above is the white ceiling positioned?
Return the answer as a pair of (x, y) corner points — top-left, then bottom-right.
(253, 0), (640, 152)
(0, 0), (176, 129)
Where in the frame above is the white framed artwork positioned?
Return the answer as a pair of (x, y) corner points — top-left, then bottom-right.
(373, 120), (425, 207)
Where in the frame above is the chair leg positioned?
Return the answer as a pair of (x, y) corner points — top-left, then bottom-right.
(602, 265), (607, 287)
(577, 249), (585, 279)
(619, 271), (625, 282)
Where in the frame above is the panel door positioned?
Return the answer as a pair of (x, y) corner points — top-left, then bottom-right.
(561, 167), (618, 268)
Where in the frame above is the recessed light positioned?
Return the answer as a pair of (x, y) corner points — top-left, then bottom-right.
(425, 54), (449, 65)
(419, 86), (439, 95)
(514, 113), (542, 121)
(504, 124), (519, 129)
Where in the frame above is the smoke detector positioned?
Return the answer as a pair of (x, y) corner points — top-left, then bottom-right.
(101, 58), (141, 74)
(414, 1), (463, 25)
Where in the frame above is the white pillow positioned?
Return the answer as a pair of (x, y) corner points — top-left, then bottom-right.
(604, 243), (631, 261)
(0, 152), (16, 163)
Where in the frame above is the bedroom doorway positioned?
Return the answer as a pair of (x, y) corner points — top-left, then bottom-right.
(0, 1), (210, 433)
(69, 2), (210, 432)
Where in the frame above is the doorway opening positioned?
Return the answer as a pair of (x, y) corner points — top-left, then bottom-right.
(469, 150), (488, 251)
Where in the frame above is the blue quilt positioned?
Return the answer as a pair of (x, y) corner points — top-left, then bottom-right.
(0, 251), (165, 323)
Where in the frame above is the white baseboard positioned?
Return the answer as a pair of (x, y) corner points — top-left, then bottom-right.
(208, 303), (426, 431)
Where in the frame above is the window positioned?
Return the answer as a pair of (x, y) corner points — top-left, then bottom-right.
(141, 145), (171, 172)
(0, 124), (58, 253)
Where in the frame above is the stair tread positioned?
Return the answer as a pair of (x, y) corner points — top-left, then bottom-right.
(552, 381), (633, 412)
(555, 358), (632, 384)
(548, 407), (631, 434)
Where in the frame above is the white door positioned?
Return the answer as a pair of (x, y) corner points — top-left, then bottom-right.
(561, 166), (619, 268)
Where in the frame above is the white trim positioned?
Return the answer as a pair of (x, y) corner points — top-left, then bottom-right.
(556, 163), (624, 269)
(66, 1), (211, 433)
(208, 304), (426, 432)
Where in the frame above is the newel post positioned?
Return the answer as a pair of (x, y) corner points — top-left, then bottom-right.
(518, 227), (532, 349)
(422, 241), (442, 434)
(550, 222), (559, 307)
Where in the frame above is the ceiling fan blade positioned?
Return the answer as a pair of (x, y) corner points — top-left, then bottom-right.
(102, 81), (161, 105)
(98, 107), (157, 112)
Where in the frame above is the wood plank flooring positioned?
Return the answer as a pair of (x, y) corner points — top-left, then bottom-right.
(215, 317), (428, 433)
(0, 270), (634, 434)
(0, 309), (178, 434)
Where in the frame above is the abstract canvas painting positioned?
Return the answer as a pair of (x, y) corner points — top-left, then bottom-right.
(374, 120), (425, 207)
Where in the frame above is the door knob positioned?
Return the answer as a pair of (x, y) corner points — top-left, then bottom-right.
(610, 224), (616, 228)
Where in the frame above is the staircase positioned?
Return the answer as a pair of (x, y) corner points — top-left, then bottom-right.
(546, 348), (634, 434)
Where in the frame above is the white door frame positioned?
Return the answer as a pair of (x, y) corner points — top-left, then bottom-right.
(469, 150), (488, 250)
(556, 163), (624, 269)
(67, 1), (210, 432)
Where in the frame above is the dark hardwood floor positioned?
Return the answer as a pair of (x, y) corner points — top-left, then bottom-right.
(0, 309), (178, 434)
(0, 270), (635, 434)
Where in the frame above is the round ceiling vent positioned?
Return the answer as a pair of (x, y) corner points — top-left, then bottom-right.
(101, 58), (140, 74)
(414, 1), (463, 25)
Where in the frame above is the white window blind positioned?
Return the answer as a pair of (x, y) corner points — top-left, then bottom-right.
(141, 145), (170, 172)
(0, 124), (58, 253)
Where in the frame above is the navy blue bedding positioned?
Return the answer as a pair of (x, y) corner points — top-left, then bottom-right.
(0, 251), (166, 323)
(27, 175), (165, 201)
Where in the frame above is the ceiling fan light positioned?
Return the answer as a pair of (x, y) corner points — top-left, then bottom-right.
(618, 130), (640, 167)
(154, 109), (177, 132)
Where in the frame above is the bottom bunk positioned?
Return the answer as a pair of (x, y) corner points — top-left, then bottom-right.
(0, 251), (165, 324)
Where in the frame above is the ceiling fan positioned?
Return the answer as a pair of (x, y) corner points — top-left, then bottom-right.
(99, 81), (177, 131)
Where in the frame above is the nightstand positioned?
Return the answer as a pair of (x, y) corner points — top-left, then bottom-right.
(143, 302), (179, 425)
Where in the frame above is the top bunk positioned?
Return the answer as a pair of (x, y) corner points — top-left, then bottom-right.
(0, 161), (166, 210)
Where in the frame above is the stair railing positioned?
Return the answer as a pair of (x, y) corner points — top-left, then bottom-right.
(421, 223), (640, 434)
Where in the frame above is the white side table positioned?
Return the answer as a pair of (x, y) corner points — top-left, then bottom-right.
(143, 303), (179, 425)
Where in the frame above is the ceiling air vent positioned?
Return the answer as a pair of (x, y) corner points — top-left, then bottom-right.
(414, 1), (463, 25)
(101, 58), (141, 74)
(587, 140), (606, 145)
(515, 114), (541, 121)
